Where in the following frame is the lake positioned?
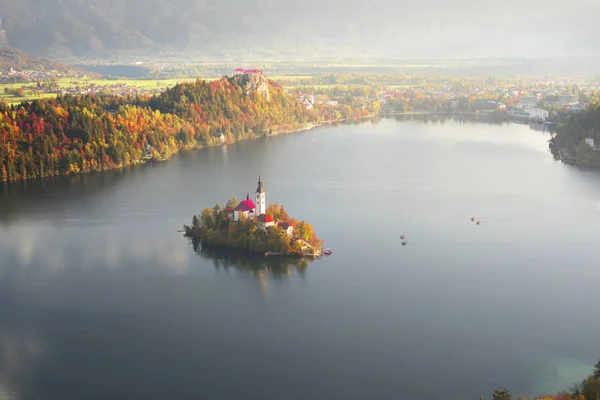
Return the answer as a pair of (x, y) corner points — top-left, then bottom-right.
(1, 117), (599, 400)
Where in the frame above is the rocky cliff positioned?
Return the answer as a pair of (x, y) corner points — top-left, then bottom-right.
(231, 72), (270, 102)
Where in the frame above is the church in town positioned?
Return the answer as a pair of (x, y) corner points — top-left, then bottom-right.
(227, 175), (293, 235)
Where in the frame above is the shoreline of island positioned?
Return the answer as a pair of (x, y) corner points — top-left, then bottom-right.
(183, 175), (329, 259)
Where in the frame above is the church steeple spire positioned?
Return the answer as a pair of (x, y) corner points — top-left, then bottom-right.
(256, 174), (264, 194)
(255, 174), (266, 217)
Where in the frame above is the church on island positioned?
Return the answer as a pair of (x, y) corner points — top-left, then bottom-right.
(227, 175), (294, 236)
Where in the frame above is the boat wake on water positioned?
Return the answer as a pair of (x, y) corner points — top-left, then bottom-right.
(470, 213), (527, 225)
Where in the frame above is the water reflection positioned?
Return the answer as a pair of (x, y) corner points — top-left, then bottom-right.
(190, 240), (313, 298)
(0, 166), (141, 226)
(0, 262), (44, 400)
(192, 240), (310, 277)
(2, 118), (599, 400)
(391, 113), (557, 133)
(0, 323), (43, 400)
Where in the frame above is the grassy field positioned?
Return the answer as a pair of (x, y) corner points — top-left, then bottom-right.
(0, 75), (316, 104)
(0, 77), (204, 104)
(0, 74), (384, 105)
(55, 77), (199, 88)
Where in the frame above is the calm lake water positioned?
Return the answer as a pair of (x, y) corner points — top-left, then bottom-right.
(1, 117), (600, 400)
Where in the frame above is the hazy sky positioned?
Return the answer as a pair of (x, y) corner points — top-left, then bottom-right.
(1, 0), (599, 58)
(270, 0), (600, 57)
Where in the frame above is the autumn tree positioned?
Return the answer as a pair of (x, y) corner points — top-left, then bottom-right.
(226, 196), (239, 210)
(200, 208), (213, 229)
(1, 75), (317, 183)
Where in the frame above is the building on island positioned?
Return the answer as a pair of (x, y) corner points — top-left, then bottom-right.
(232, 195), (255, 221)
(278, 221), (294, 236)
(228, 175), (294, 236)
(257, 213), (275, 231)
(255, 175), (266, 216)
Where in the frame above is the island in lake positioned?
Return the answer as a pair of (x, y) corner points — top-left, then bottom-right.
(184, 175), (327, 257)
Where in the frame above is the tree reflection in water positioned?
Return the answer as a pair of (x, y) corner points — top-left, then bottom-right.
(191, 238), (312, 279)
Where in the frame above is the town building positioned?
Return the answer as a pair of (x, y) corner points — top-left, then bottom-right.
(585, 138), (600, 151)
(301, 93), (315, 110)
(525, 108), (549, 121)
(214, 132), (225, 143)
(516, 96), (538, 109)
(557, 94), (578, 105)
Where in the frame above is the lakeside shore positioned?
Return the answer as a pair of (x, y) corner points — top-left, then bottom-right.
(1, 109), (560, 184)
(0, 115), (377, 184)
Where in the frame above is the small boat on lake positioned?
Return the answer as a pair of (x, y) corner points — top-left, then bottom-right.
(322, 248), (332, 256)
(400, 235), (407, 240)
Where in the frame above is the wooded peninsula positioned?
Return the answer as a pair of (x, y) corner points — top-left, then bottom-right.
(0, 72), (361, 182)
(550, 104), (600, 166)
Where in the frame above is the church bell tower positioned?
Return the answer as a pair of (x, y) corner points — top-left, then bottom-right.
(255, 175), (266, 216)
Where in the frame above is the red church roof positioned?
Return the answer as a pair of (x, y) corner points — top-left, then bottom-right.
(257, 214), (274, 223)
(234, 199), (255, 212)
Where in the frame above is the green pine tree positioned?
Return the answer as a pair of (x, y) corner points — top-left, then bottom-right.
(493, 388), (511, 400)
(594, 358), (600, 379)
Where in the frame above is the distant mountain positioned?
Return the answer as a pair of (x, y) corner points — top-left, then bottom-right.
(0, 0), (599, 60)
(0, 46), (76, 72)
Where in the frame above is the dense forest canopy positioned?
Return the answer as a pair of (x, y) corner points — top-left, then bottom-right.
(550, 104), (600, 165)
(0, 75), (322, 182)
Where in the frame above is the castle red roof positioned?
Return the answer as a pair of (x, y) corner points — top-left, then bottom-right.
(257, 214), (274, 223)
(234, 199), (255, 212)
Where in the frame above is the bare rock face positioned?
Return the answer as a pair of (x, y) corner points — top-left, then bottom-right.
(231, 71), (270, 102)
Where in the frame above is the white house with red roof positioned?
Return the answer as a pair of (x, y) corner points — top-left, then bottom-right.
(232, 194), (255, 221)
(257, 213), (275, 231)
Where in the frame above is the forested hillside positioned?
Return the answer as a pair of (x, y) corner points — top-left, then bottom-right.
(550, 104), (600, 165)
(0, 75), (315, 182)
(0, 47), (77, 72)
